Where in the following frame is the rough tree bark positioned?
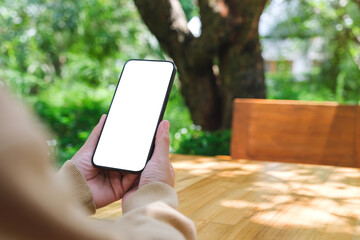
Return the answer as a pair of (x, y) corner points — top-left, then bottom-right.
(134, 0), (267, 130)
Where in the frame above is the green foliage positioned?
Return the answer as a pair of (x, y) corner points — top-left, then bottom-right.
(31, 83), (112, 164)
(266, 0), (360, 104)
(266, 72), (336, 102)
(0, 0), (160, 92)
(164, 78), (192, 145)
(174, 128), (231, 156)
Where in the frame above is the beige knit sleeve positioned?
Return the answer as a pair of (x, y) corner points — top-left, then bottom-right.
(57, 160), (96, 214)
(118, 182), (197, 240)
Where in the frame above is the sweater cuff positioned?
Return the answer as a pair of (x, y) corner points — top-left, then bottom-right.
(57, 161), (96, 214)
(123, 182), (178, 213)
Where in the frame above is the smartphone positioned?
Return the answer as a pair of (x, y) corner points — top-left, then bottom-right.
(92, 59), (176, 173)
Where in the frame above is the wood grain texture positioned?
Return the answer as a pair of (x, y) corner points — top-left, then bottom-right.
(93, 154), (360, 240)
(231, 101), (250, 159)
(231, 99), (360, 168)
(356, 107), (360, 168)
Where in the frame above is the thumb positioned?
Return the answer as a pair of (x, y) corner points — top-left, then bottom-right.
(152, 120), (170, 160)
(83, 114), (106, 151)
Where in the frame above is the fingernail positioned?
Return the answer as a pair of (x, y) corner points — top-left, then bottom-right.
(163, 120), (170, 131)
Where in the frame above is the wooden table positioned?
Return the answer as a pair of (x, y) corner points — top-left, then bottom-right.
(93, 154), (360, 239)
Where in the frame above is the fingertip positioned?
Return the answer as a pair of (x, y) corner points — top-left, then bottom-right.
(96, 114), (106, 128)
(155, 120), (169, 140)
(100, 114), (107, 122)
(161, 120), (170, 132)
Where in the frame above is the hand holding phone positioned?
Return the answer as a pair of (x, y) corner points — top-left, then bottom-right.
(72, 117), (174, 209)
(71, 114), (138, 208)
(92, 60), (176, 172)
(122, 119), (175, 207)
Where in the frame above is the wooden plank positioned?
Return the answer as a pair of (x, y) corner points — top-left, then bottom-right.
(197, 222), (232, 240)
(92, 200), (122, 220)
(231, 99), (359, 167)
(231, 100), (250, 159)
(356, 106), (360, 168)
(178, 178), (238, 216)
(233, 98), (339, 106)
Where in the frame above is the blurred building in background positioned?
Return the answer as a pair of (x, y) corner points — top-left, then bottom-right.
(261, 37), (324, 80)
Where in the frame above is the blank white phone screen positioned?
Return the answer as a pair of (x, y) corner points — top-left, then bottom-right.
(93, 60), (175, 171)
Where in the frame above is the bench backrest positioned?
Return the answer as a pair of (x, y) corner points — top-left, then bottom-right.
(231, 99), (360, 168)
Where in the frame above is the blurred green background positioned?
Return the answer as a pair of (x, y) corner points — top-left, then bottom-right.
(1, 0), (360, 165)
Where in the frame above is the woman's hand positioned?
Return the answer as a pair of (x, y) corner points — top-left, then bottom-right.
(122, 120), (175, 206)
(71, 115), (139, 208)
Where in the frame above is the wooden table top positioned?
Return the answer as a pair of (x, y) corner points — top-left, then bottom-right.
(93, 154), (360, 240)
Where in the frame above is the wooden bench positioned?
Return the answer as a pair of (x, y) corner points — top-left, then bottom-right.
(231, 99), (360, 168)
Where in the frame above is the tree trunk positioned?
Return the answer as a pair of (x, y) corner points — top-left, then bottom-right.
(134, 0), (267, 130)
(219, 32), (266, 128)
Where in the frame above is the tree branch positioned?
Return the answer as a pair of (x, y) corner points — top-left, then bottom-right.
(133, 0), (192, 58)
(187, 0), (267, 66)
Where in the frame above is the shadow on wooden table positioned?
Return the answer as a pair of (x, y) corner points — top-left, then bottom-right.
(93, 154), (360, 239)
(171, 154), (360, 240)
